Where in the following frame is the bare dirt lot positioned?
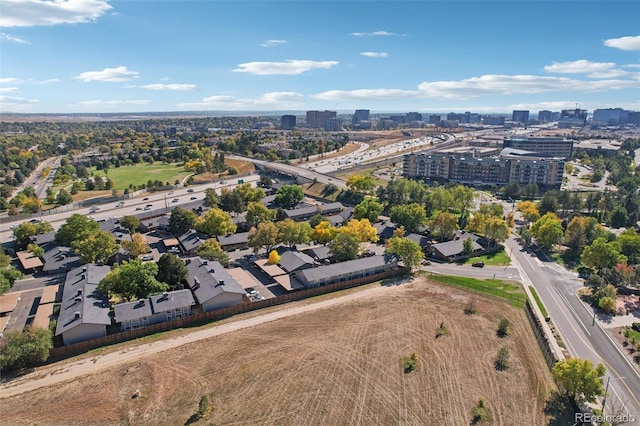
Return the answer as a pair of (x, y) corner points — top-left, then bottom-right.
(1, 277), (558, 425)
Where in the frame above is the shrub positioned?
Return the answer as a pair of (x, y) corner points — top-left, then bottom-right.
(402, 352), (418, 373)
(497, 318), (510, 338)
(197, 394), (210, 419)
(471, 398), (491, 423)
(436, 322), (448, 338)
(495, 347), (510, 371)
(464, 298), (477, 315)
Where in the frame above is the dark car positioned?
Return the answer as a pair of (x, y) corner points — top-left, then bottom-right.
(143, 197), (149, 201)
(472, 261), (485, 268)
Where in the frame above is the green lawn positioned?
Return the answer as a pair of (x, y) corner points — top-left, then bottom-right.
(429, 274), (527, 307)
(529, 286), (549, 317)
(464, 247), (511, 266)
(89, 163), (192, 190)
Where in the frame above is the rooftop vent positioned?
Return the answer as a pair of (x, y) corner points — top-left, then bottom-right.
(74, 311), (81, 319)
(74, 297), (82, 304)
(138, 299), (145, 306)
(77, 289), (83, 296)
(202, 260), (208, 265)
(193, 276), (200, 289)
(162, 291), (169, 299)
(82, 266), (87, 272)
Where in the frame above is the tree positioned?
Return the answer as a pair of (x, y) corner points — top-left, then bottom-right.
(245, 201), (274, 227)
(310, 220), (338, 245)
(385, 236), (423, 272)
(484, 217), (509, 247)
(609, 205), (629, 228)
(267, 250), (280, 265)
(196, 207), (236, 236)
(564, 216), (589, 254)
(156, 253), (188, 290)
(195, 239), (229, 267)
(274, 184), (303, 208)
(516, 201), (539, 224)
(340, 218), (379, 243)
(56, 189), (73, 205)
(538, 192), (559, 216)
(353, 198), (383, 223)
(378, 178), (429, 206)
(389, 203), (428, 233)
(56, 214), (100, 246)
(276, 219), (311, 247)
(497, 318), (510, 337)
(219, 189), (246, 214)
(197, 394), (211, 419)
(120, 215), (141, 233)
(531, 212), (563, 250)
(618, 229), (640, 264)
(203, 188), (219, 208)
(552, 358), (606, 404)
(430, 212), (458, 242)
(169, 207), (198, 236)
(0, 327), (52, 371)
(329, 231), (360, 262)
(27, 243), (44, 259)
(121, 233), (150, 258)
(471, 399), (491, 423)
(235, 183), (265, 203)
(494, 347), (510, 371)
(463, 237), (474, 255)
(257, 175), (272, 188)
(581, 238), (627, 271)
(346, 174), (376, 194)
(12, 221), (53, 250)
(72, 230), (119, 264)
(99, 259), (167, 301)
(247, 222), (278, 253)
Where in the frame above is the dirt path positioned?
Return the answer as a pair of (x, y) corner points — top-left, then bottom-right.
(0, 282), (401, 399)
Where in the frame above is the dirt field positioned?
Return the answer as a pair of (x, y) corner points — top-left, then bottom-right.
(1, 278), (558, 425)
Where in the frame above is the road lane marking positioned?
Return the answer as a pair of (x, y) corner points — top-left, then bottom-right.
(558, 292), (590, 337)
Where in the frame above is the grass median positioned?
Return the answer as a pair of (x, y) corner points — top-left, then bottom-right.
(429, 274), (527, 308)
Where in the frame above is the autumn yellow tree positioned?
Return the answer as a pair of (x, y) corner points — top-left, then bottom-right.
(310, 220), (338, 245)
(340, 218), (379, 243)
(267, 250), (280, 265)
(517, 201), (539, 223)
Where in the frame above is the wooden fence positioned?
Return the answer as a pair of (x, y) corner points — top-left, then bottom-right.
(48, 267), (406, 361)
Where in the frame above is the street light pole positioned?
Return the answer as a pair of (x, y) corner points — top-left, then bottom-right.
(601, 376), (625, 417)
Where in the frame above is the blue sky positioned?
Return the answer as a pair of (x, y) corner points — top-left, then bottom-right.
(1, 0), (639, 114)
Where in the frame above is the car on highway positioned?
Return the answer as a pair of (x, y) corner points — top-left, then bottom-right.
(168, 191), (174, 195)
(471, 261), (485, 268)
(143, 206), (152, 211)
(136, 207), (142, 211)
(187, 188), (194, 193)
(143, 197), (149, 201)
(172, 198), (179, 203)
(190, 196), (197, 200)
(116, 201), (125, 207)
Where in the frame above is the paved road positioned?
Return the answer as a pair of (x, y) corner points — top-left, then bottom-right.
(506, 236), (640, 418)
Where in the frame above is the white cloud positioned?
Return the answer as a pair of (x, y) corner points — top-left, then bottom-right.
(233, 60), (338, 76)
(0, 95), (39, 112)
(0, 77), (23, 84)
(622, 64), (640, 69)
(39, 78), (60, 84)
(417, 74), (638, 99)
(0, 32), (30, 43)
(74, 66), (140, 82)
(544, 59), (616, 75)
(350, 31), (402, 37)
(360, 52), (388, 58)
(314, 88), (420, 101)
(0, 87), (19, 92)
(509, 101), (584, 111)
(77, 99), (149, 106)
(177, 91), (304, 110)
(259, 39), (287, 47)
(0, 0), (112, 27)
(604, 35), (640, 51)
(140, 83), (196, 91)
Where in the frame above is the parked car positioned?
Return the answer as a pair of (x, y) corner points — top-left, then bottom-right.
(471, 261), (485, 268)
(141, 254), (153, 261)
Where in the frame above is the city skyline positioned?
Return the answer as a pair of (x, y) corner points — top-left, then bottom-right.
(0, 0), (639, 114)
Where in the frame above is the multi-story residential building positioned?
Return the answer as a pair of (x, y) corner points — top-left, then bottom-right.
(511, 110), (530, 124)
(502, 136), (574, 159)
(592, 108), (629, 126)
(306, 110), (337, 129)
(403, 151), (564, 189)
(280, 115), (296, 130)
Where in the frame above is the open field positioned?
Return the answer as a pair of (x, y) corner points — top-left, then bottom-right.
(428, 274), (527, 308)
(1, 277), (562, 425)
(192, 158), (256, 183)
(89, 163), (192, 190)
(463, 248), (511, 266)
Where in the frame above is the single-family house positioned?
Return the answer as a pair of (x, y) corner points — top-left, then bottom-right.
(430, 231), (483, 261)
(374, 221), (397, 242)
(179, 229), (208, 255)
(184, 257), (246, 312)
(292, 254), (399, 288)
(139, 215), (170, 233)
(55, 264), (111, 345)
(114, 289), (195, 331)
(217, 232), (250, 252)
(278, 250), (316, 273)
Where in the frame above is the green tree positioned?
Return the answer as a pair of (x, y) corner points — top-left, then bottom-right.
(385, 236), (423, 272)
(195, 239), (229, 267)
(353, 198), (383, 223)
(72, 230), (119, 264)
(609, 205), (628, 228)
(531, 212), (563, 251)
(27, 243), (44, 259)
(564, 216), (589, 255)
(552, 358), (606, 404)
(618, 229), (640, 264)
(257, 175), (272, 188)
(581, 238), (627, 271)
(247, 222), (278, 254)
(99, 259), (167, 301)
(0, 265), (23, 295)
(219, 188), (246, 214)
(538, 192), (559, 215)
(235, 183), (265, 203)
(497, 318), (510, 337)
(463, 237), (474, 255)
(56, 189), (73, 205)
(0, 327), (52, 371)
(378, 178), (429, 206)
(245, 201), (275, 227)
(120, 215), (141, 233)
(197, 395), (211, 419)
(329, 231), (360, 262)
(156, 253), (188, 290)
(276, 219), (311, 247)
(390, 203), (428, 233)
(203, 188), (219, 208)
(13, 221), (54, 251)
(169, 207), (198, 236)
(56, 214), (100, 246)
(430, 212), (458, 242)
(471, 399), (491, 423)
(121, 233), (150, 258)
(274, 184), (304, 208)
(495, 347), (510, 371)
(346, 174), (376, 194)
(196, 207), (236, 236)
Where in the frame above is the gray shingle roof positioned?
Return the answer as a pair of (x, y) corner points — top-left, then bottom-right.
(55, 264), (111, 336)
(114, 298), (153, 322)
(303, 245), (331, 261)
(296, 254), (397, 283)
(184, 257), (245, 304)
(278, 250), (315, 273)
(114, 289), (195, 322)
(431, 234), (482, 257)
(285, 202), (344, 220)
(179, 229), (208, 252)
(42, 244), (81, 274)
(217, 232), (250, 247)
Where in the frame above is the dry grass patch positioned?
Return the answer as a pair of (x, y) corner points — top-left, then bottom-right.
(2, 278), (559, 425)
